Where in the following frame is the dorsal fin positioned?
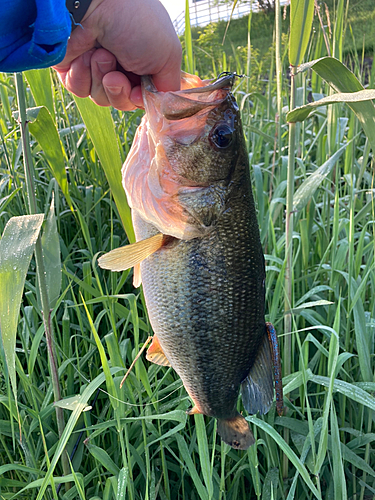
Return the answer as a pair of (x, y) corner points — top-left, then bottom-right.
(98, 233), (164, 272)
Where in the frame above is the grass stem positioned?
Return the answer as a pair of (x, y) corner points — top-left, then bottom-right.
(283, 63), (297, 479)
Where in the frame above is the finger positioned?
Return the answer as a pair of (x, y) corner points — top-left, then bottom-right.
(54, 14), (98, 71)
(102, 72), (137, 111)
(151, 42), (182, 93)
(54, 49), (95, 97)
(129, 45), (181, 108)
(129, 85), (143, 109)
(89, 49), (117, 106)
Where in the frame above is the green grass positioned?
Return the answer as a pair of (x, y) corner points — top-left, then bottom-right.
(190, 0), (375, 74)
(1, 1), (375, 499)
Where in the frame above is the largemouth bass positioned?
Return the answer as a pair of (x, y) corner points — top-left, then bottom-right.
(99, 73), (282, 449)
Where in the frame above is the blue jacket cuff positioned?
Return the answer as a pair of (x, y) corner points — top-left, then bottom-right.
(0, 0), (72, 72)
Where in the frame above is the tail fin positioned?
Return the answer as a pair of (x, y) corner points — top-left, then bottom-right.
(217, 413), (255, 450)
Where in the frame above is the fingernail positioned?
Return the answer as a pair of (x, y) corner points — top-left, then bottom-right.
(97, 61), (114, 73)
(106, 86), (122, 95)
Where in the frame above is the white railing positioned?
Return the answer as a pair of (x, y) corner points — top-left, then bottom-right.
(173, 0), (289, 35)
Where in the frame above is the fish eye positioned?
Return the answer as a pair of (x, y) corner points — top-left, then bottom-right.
(210, 124), (234, 149)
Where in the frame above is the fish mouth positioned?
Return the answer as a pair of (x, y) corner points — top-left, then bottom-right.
(141, 72), (237, 121)
(142, 72), (236, 95)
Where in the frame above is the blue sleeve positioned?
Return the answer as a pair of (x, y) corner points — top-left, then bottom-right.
(0, 0), (72, 72)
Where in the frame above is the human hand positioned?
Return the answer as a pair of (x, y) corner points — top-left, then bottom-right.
(53, 0), (182, 110)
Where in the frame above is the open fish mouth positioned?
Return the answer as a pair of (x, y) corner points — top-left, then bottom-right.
(142, 72), (237, 95)
(141, 72), (236, 122)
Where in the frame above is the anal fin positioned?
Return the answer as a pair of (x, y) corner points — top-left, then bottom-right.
(241, 328), (274, 415)
(98, 233), (164, 272)
(146, 335), (171, 367)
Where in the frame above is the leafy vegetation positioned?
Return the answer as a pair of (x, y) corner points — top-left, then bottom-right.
(1, 0), (375, 499)
(191, 0), (375, 67)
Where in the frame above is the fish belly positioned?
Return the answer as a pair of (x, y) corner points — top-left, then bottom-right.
(133, 187), (265, 420)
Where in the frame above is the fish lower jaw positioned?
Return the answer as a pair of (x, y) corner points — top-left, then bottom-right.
(217, 413), (255, 450)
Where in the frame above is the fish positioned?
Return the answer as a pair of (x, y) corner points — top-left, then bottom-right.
(98, 72), (283, 450)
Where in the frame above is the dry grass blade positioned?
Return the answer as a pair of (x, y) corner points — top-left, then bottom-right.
(120, 336), (153, 388)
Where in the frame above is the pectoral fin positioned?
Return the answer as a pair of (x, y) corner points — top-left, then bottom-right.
(146, 335), (171, 367)
(241, 329), (274, 415)
(98, 233), (164, 272)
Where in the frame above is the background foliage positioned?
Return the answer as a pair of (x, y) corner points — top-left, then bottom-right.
(0, 0), (375, 499)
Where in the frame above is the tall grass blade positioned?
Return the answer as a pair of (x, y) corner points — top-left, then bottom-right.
(15, 72), (70, 479)
(0, 214), (44, 402)
(314, 304), (340, 475)
(9, 474), (79, 495)
(0, 73), (12, 122)
(222, 0), (238, 44)
(81, 295), (119, 409)
(194, 413), (214, 499)
(293, 142), (348, 212)
(332, 0), (345, 60)
(176, 434), (208, 500)
(275, 0), (282, 156)
(24, 68), (54, 118)
(247, 416), (322, 500)
(34, 372), (111, 500)
(40, 195), (61, 309)
(24, 106), (72, 209)
(86, 443), (120, 476)
(337, 272), (372, 382)
(117, 467), (129, 500)
(0, 464), (41, 476)
(297, 56), (375, 150)
(74, 96), (135, 242)
(331, 402), (347, 500)
(289, 0), (315, 67)
(287, 89), (375, 122)
(184, 0), (194, 74)
(68, 463), (86, 500)
(284, 0), (316, 404)
(307, 372), (375, 410)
